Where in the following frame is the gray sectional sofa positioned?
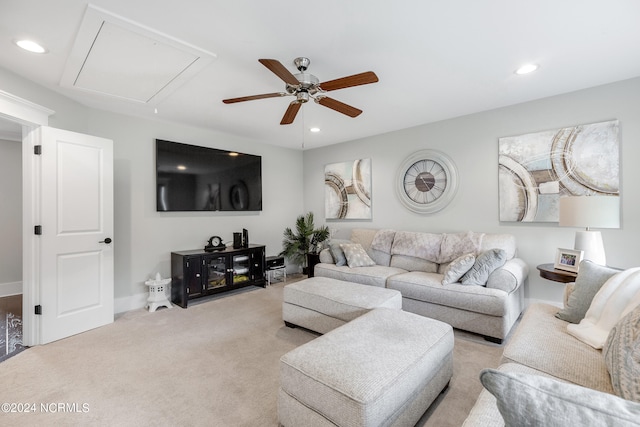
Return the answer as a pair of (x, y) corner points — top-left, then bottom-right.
(315, 228), (529, 343)
(464, 302), (640, 425)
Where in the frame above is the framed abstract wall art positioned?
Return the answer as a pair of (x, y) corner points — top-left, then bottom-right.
(498, 120), (619, 223)
(325, 158), (372, 220)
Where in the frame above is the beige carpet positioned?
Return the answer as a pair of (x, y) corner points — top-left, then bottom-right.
(0, 275), (503, 426)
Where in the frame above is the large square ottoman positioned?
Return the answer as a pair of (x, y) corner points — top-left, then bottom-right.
(278, 307), (454, 427)
(283, 277), (402, 334)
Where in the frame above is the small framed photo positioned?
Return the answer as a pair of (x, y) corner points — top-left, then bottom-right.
(554, 248), (584, 273)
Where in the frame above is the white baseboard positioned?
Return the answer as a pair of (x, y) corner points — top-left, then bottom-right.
(0, 281), (22, 297)
(114, 292), (149, 314)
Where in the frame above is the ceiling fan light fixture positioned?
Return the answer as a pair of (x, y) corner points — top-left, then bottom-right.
(515, 63), (539, 75)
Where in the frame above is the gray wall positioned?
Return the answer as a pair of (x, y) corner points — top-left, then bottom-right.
(3, 62), (639, 308)
(0, 139), (22, 293)
(303, 77), (640, 304)
(0, 66), (304, 308)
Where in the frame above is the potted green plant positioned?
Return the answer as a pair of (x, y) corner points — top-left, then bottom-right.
(279, 212), (330, 274)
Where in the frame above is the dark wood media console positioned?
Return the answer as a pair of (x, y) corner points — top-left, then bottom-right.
(171, 244), (266, 308)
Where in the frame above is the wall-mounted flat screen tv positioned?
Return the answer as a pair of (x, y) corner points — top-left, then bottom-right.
(156, 139), (262, 212)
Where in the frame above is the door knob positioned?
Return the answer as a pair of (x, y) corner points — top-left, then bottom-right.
(99, 238), (113, 244)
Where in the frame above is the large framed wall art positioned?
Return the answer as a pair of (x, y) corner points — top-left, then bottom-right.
(498, 120), (619, 223)
(325, 158), (372, 220)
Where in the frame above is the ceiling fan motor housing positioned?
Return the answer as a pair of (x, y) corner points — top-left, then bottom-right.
(286, 72), (320, 96)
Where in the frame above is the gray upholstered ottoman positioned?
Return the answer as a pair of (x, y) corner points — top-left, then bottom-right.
(283, 277), (402, 334)
(278, 307), (454, 427)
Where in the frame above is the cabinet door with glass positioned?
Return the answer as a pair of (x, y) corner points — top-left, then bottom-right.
(203, 254), (229, 291)
(232, 254), (251, 285)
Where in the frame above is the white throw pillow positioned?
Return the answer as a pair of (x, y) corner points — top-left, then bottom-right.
(567, 267), (640, 349)
(340, 243), (376, 268)
(441, 253), (476, 285)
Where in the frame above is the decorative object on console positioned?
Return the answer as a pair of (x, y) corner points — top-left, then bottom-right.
(204, 235), (226, 252)
(559, 195), (620, 266)
(554, 247), (584, 273)
(279, 212), (329, 274)
(324, 158), (372, 220)
(233, 228), (250, 249)
(396, 149), (458, 214)
(498, 120), (619, 223)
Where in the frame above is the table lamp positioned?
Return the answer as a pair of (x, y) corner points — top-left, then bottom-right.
(558, 196), (620, 266)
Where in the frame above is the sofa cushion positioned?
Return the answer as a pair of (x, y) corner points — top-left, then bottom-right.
(314, 263), (407, 288)
(370, 229), (396, 254)
(390, 254), (439, 273)
(386, 271), (510, 317)
(603, 303), (640, 403)
(441, 253), (476, 285)
(460, 249), (507, 286)
(479, 233), (517, 260)
(391, 231), (442, 263)
(439, 231), (483, 264)
(556, 260), (621, 323)
(340, 243), (376, 268)
(480, 368), (640, 427)
(502, 303), (614, 393)
(351, 228), (392, 266)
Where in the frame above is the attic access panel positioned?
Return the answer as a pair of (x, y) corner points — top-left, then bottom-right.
(60, 5), (216, 104)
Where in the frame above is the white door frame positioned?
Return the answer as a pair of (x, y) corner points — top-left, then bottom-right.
(0, 90), (55, 346)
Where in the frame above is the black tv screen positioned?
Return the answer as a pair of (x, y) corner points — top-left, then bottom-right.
(156, 139), (262, 212)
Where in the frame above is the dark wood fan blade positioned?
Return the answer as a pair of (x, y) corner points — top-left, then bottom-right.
(319, 71), (378, 92)
(316, 97), (362, 117)
(259, 59), (300, 86)
(222, 92), (285, 104)
(280, 101), (302, 125)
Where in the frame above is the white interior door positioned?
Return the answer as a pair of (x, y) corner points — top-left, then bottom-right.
(37, 126), (114, 344)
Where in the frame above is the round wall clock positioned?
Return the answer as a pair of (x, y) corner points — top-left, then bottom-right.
(396, 149), (458, 214)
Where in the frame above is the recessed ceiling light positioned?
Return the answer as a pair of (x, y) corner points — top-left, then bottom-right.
(310, 127), (320, 133)
(176, 165), (187, 171)
(515, 64), (539, 75)
(14, 39), (48, 54)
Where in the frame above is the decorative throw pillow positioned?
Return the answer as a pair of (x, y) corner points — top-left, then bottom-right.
(340, 243), (376, 268)
(556, 260), (620, 323)
(441, 253), (476, 285)
(603, 303), (640, 402)
(566, 268), (640, 349)
(460, 249), (507, 286)
(328, 239), (352, 266)
(480, 368), (640, 426)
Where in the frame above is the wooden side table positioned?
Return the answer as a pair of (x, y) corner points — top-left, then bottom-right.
(537, 263), (577, 283)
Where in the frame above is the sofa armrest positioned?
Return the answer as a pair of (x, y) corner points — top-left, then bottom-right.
(486, 258), (529, 293)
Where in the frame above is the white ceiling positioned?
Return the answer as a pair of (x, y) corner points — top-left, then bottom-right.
(2, 0), (640, 150)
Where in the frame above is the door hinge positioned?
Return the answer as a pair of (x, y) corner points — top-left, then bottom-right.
(35, 305), (42, 315)
(34, 225), (42, 235)
(34, 145), (42, 155)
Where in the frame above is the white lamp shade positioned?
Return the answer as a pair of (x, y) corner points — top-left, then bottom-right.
(559, 195), (619, 266)
(558, 196), (620, 229)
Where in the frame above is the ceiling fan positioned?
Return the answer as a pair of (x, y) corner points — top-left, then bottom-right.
(222, 57), (379, 125)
